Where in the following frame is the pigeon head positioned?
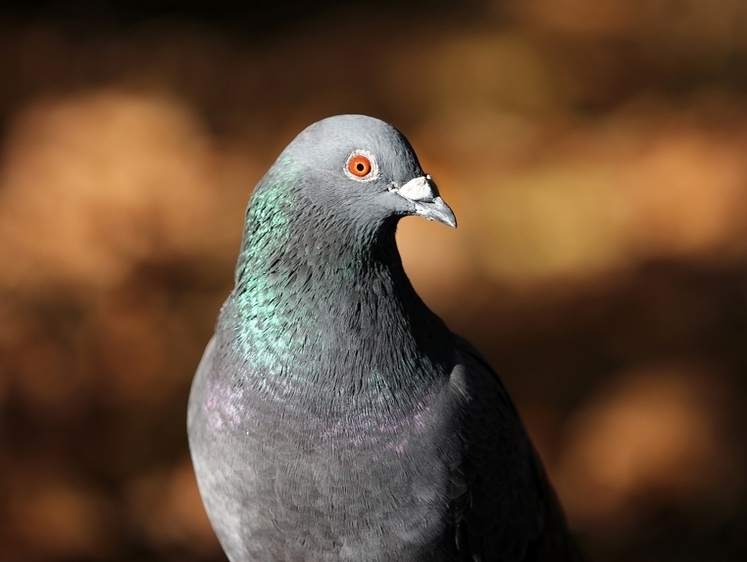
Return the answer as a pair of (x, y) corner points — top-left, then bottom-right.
(236, 115), (457, 287)
(272, 114), (456, 231)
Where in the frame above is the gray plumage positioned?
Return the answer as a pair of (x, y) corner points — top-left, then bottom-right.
(187, 115), (582, 562)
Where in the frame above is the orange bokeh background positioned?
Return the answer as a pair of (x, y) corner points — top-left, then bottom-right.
(1, 2), (746, 561)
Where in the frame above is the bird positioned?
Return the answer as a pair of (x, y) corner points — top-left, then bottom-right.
(187, 114), (582, 562)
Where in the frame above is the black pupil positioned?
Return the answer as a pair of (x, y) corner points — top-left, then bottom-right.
(356, 162), (365, 172)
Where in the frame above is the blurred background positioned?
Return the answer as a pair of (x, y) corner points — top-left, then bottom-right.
(1, 1), (747, 560)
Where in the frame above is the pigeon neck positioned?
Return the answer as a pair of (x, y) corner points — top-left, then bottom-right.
(224, 188), (453, 412)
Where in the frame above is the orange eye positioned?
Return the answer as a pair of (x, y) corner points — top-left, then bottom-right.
(347, 154), (372, 177)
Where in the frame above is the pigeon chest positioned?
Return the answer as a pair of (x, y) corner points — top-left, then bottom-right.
(192, 374), (461, 562)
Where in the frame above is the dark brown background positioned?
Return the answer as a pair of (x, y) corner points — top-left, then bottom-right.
(1, 1), (746, 561)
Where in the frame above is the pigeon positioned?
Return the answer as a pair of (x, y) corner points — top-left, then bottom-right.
(187, 114), (582, 562)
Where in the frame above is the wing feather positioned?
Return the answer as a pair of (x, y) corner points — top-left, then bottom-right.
(449, 336), (584, 562)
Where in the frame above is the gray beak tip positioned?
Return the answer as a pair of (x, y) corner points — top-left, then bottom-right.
(417, 195), (457, 228)
(428, 202), (457, 228)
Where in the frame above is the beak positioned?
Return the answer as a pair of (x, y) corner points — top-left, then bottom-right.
(394, 175), (457, 228)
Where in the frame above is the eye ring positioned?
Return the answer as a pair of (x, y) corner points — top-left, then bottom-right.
(344, 150), (379, 182)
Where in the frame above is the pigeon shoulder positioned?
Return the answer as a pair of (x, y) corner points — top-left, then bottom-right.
(187, 334), (217, 435)
(447, 336), (584, 562)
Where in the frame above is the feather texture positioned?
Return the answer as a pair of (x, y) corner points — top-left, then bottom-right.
(187, 115), (583, 562)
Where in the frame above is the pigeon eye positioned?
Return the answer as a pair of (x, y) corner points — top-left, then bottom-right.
(344, 151), (378, 181)
(348, 155), (372, 177)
